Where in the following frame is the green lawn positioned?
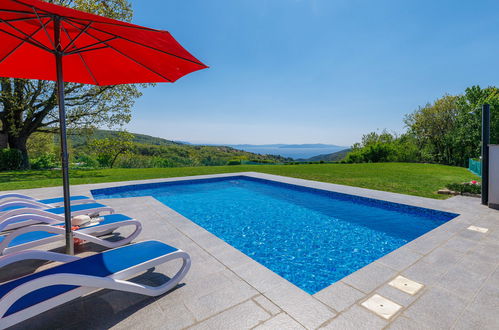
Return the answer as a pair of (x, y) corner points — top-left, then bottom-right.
(0, 163), (479, 199)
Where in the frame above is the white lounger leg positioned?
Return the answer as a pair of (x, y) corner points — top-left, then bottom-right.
(0, 249), (190, 329)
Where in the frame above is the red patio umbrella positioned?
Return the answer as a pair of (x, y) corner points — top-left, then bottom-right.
(0, 0), (207, 254)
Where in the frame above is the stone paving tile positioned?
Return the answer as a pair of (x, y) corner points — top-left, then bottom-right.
(466, 277), (499, 316)
(487, 227), (499, 240)
(438, 260), (494, 300)
(231, 259), (288, 293)
(454, 228), (488, 242)
(320, 305), (387, 329)
(402, 286), (467, 329)
(490, 266), (499, 283)
(440, 236), (480, 254)
(188, 300), (271, 330)
(376, 247), (423, 271)
(14, 298), (98, 330)
(314, 281), (365, 312)
(386, 316), (429, 330)
(253, 295), (282, 316)
(466, 241), (499, 264)
(182, 277), (259, 321)
(402, 259), (447, 286)
(156, 269), (236, 307)
(404, 228), (455, 254)
(452, 308), (499, 330)
(253, 313), (305, 330)
(264, 282), (336, 329)
(112, 300), (196, 330)
(422, 246), (465, 266)
(211, 247), (254, 269)
(437, 217), (472, 233)
(455, 255), (498, 277)
(342, 262), (397, 293)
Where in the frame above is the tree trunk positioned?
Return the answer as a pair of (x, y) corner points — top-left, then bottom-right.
(8, 135), (29, 169)
(0, 132), (8, 149)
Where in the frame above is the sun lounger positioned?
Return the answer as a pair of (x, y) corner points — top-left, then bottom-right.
(0, 214), (142, 255)
(0, 203), (115, 232)
(0, 196), (97, 213)
(0, 193), (92, 203)
(0, 240), (190, 328)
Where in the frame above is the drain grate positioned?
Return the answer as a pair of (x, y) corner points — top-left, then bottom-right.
(361, 294), (402, 320)
(389, 275), (424, 295)
(467, 225), (489, 233)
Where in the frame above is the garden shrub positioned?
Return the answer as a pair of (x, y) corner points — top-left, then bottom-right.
(96, 154), (113, 168)
(76, 154), (99, 168)
(115, 154), (150, 168)
(0, 149), (23, 171)
(446, 182), (481, 195)
(30, 153), (56, 170)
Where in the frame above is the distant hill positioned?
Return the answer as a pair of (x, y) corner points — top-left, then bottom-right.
(69, 129), (181, 148)
(278, 144), (343, 149)
(226, 143), (344, 149)
(218, 144), (348, 159)
(300, 148), (351, 162)
(66, 129), (292, 168)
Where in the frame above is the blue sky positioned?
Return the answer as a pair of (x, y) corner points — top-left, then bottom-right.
(124, 0), (498, 146)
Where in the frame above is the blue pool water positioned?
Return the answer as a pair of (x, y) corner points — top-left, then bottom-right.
(93, 176), (458, 294)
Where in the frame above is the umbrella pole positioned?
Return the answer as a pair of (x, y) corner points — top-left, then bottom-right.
(54, 16), (74, 255)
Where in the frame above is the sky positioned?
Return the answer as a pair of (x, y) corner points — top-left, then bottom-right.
(123, 0), (499, 146)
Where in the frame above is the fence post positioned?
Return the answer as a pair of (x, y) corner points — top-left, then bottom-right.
(481, 104), (490, 205)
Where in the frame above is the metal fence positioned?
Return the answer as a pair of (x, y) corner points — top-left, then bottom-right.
(469, 158), (482, 177)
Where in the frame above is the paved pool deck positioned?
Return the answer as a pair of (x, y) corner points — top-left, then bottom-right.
(3, 172), (499, 329)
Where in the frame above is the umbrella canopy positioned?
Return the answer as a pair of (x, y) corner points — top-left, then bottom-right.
(0, 0), (207, 254)
(0, 0), (207, 85)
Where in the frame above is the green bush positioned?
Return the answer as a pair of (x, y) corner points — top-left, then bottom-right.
(76, 154), (99, 168)
(96, 154), (113, 168)
(0, 149), (23, 171)
(150, 157), (173, 168)
(226, 160), (241, 165)
(446, 182), (481, 195)
(115, 155), (150, 168)
(30, 153), (56, 170)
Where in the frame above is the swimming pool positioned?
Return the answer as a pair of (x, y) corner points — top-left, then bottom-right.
(92, 176), (458, 294)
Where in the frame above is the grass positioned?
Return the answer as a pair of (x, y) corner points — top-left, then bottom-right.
(0, 163), (479, 199)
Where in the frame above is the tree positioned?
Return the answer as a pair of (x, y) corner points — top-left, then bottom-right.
(90, 130), (134, 168)
(0, 0), (140, 169)
(343, 130), (421, 164)
(27, 132), (55, 159)
(405, 86), (498, 166)
(404, 95), (460, 165)
(453, 86), (499, 165)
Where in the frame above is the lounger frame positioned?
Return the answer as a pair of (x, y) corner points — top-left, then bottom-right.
(0, 217), (142, 255)
(0, 194), (41, 202)
(0, 246), (190, 328)
(0, 205), (115, 232)
(0, 198), (96, 211)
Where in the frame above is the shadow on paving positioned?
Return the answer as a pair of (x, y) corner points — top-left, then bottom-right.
(12, 270), (184, 330)
(1, 235), (184, 329)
